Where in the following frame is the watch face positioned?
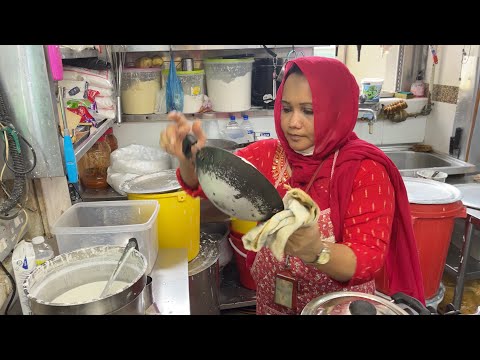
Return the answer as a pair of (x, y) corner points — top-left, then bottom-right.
(317, 249), (330, 265)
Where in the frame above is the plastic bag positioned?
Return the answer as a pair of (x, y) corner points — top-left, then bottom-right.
(107, 144), (173, 195)
(165, 56), (184, 112)
(63, 66), (114, 89)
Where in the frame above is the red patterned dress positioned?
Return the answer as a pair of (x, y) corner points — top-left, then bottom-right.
(177, 139), (395, 315)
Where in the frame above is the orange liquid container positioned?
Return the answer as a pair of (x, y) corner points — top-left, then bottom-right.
(105, 128), (118, 152)
(79, 135), (111, 189)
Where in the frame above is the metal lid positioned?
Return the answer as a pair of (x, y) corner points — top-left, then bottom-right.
(454, 184), (480, 210)
(120, 169), (181, 194)
(301, 291), (408, 315)
(403, 177), (463, 205)
(188, 235), (219, 276)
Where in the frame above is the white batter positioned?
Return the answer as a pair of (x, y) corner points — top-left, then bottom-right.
(51, 280), (130, 304)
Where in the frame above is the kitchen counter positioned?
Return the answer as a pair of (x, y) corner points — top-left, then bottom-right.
(149, 248), (190, 315)
(445, 172), (480, 186)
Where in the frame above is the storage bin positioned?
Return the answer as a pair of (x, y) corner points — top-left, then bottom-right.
(375, 178), (466, 300)
(204, 58), (254, 112)
(51, 200), (159, 274)
(121, 68), (162, 114)
(163, 69), (205, 114)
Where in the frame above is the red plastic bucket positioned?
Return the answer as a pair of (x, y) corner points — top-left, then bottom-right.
(375, 179), (467, 300)
(228, 231), (256, 290)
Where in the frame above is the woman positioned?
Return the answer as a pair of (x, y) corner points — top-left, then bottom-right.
(161, 56), (425, 315)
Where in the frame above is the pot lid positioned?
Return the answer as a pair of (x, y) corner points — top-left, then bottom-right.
(454, 184), (480, 210)
(402, 177), (463, 205)
(301, 292), (408, 315)
(120, 169), (181, 194)
(188, 234), (219, 276)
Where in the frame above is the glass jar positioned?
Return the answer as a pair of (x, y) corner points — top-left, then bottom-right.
(78, 135), (111, 189)
(105, 128), (118, 152)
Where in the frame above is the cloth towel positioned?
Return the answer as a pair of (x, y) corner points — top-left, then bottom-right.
(242, 187), (320, 261)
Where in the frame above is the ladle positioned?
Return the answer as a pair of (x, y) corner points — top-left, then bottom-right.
(100, 238), (138, 298)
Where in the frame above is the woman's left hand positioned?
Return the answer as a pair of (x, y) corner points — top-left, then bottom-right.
(284, 224), (323, 263)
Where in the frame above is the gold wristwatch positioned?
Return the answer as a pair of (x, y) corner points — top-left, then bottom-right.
(308, 243), (331, 265)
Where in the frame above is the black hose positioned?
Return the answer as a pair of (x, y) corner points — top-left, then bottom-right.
(0, 259), (15, 315)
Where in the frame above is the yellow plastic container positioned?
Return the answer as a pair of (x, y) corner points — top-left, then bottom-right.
(231, 217), (257, 235)
(128, 190), (200, 261)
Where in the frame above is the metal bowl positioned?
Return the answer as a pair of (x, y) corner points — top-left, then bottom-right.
(23, 245), (148, 315)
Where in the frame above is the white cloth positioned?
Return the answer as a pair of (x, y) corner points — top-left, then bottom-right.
(242, 187), (320, 261)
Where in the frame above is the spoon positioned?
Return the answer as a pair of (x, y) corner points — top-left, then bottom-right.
(100, 238), (138, 298)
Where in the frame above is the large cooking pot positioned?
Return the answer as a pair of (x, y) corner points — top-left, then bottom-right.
(23, 245), (150, 315)
(301, 292), (432, 315)
(188, 234), (220, 315)
(200, 222), (231, 269)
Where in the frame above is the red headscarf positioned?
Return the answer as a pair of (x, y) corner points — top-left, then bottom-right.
(274, 56), (425, 304)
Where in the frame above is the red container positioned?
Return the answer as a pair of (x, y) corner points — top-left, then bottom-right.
(228, 231), (256, 290)
(376, 200), (466, 300)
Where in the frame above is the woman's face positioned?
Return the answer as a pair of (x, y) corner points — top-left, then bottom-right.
(280, 73), (315, 152)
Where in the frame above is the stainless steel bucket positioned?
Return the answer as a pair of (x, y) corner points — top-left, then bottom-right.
(188, 238), (220, 315)
(110, 276), (153, 315)
(24, 245), (148, 315)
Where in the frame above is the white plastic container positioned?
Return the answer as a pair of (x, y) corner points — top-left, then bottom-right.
(361, 78), (384, 102)
(163, 69), (205, 114)
(121, 68), (162, 114)
(51, 200), (159, 273)
(31, 236), (54, 265)
(416, 169), (448, 182)
(12, 240), (36, 315)
(204, 58), (254, 112)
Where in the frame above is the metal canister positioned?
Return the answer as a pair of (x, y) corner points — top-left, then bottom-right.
(181, 58), (194, 71)
(23, 245), (148, 315)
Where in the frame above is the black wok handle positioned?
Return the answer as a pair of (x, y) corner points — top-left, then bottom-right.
(391, 292), (431, 315)
(182, 134), (198, 160)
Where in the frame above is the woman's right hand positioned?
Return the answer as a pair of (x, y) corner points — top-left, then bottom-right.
(160, 111), (207, 189)
(160, 111), (207, 163)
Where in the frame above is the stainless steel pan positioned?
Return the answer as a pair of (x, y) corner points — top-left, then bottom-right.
(183, 134), (284, 221)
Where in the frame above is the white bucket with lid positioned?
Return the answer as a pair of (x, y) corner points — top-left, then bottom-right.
(361, 78), (384, 102)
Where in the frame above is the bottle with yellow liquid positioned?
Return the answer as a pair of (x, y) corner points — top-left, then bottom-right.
(32, 236), (54, 266)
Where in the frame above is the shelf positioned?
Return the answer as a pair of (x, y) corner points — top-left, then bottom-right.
(60, 47), (99, 59)
(112, 45), (320, 53)
(121, 108), (274, 122)
(74, 118), (114, 161)
(79, 185), (127, 202)
(445, 244), (480, 281)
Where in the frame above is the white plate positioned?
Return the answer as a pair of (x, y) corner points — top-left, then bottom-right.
(120, 169), (181, 194)
(454, 183), (480, 210)
(402, 177), (463, 205)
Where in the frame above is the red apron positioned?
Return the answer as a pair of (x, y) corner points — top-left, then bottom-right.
(250, 150), (375, 315)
